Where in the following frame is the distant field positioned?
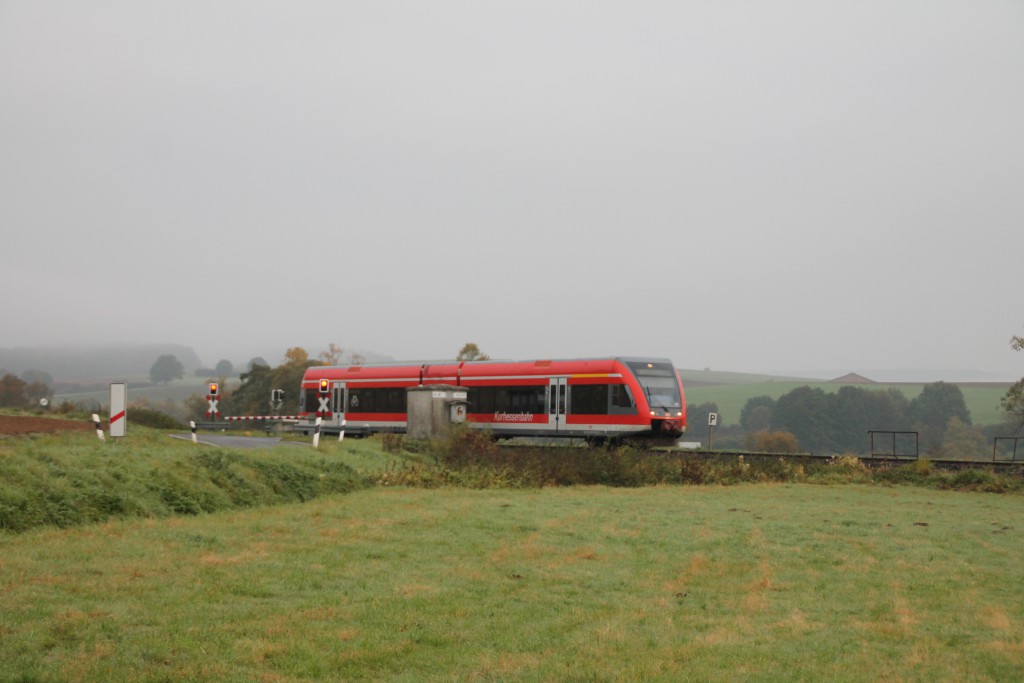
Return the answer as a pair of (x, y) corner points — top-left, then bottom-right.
(682, 379), (1011, 427)
(53, 375), (240, 409)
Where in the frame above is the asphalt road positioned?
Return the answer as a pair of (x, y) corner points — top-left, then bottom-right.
(169, 433), (305, 449)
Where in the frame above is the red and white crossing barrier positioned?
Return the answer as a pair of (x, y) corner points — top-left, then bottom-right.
(220, 416), (300, 421)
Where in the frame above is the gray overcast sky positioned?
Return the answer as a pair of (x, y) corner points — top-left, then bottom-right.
(2, 1), (1022, 379)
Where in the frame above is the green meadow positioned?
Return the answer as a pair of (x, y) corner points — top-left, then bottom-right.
(2, 428), (1024, 681)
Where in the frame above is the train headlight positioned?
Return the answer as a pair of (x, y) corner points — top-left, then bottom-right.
(650, 410), (656, 416)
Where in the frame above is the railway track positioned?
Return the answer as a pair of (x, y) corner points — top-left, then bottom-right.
(645, 447), (1024, 473)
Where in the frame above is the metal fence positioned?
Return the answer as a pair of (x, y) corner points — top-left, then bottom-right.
(868, 431), (919, 460)
(993, 436), (1024, 462)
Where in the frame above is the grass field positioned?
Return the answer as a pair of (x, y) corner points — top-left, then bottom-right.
(3, 479), (1024, 681)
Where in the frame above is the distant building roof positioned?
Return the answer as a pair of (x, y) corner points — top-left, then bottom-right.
(830, 372), (877, 384)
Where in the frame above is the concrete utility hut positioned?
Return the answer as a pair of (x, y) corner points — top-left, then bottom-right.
(406, 384), (469, 440)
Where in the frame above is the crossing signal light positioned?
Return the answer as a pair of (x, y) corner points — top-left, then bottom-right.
(209, 383), (219, 397)
(319, 379), (329, 394)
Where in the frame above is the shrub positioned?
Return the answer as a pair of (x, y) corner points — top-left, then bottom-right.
(830, 454), (870, 475)
(744, 430), (800, 454)
(381, 433), (405, 454)
(940, 468), (1009, 493)
(128, 407), (183, 429)
(430, 424), (500, 468)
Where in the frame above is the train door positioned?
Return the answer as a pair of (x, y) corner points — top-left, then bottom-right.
(548, 377), (567, 432)
(330, 383), (345, 428)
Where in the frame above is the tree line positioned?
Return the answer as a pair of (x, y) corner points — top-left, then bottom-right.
(191, 343), (489, 418)
(688, 381), (995, 457)
(0, 370), (54, 408)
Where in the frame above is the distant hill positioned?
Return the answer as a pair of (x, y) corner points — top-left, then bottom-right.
(676, 368), (818, 387)
(0, 344), (203, 381)
(830, 373), (877, 384)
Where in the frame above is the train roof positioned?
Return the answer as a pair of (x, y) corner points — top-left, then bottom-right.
(308, 356), (675, 371)
(301, 357), (678, 384)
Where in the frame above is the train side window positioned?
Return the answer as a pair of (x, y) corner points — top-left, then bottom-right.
(473, 387), (495, 413)
(610, 384), (635, 414)
(347, 388), (407, 413)
(570, 384), (609, 415)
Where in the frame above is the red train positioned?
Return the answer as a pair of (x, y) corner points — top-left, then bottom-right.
(297, 356), (686, 441)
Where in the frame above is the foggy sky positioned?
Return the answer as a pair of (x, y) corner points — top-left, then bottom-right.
(2, 1), (1022, 380)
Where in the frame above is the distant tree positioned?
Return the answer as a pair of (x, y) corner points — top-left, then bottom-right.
(349, 352), (366, 366)
(909, 382), (971, 453)
(284, 347), (310, 366)
(319, 343), (344, 366)
(224, 352), (320, 416)
(911, 381), (971, 426)
(1003, 381), (1024, 433)
(225, 362), (274, 416)
(20, 369), (53, 386)
(686, 402), (720, 434)
(1003, 332), (1024, 432)
(24, 381), (53, 406)
(739, 396), (775, 433)
(214, 359), (234, 376)
(149, 354), (184, 385)
(774, 386), (834, 454)
(247, 357), (269, 371)
(935, 416), (988, 459)
(0, 373), (28, 408)
(457, 343), (490, 361)
(743, 386), (911, 456)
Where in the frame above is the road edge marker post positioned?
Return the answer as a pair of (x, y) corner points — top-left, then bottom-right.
(190, 420), (198, 444)
(109, 382), (127, 438)
(313, 416), (322, 449)
(92, 414), (105, 442)
(339, 419), (346, 442)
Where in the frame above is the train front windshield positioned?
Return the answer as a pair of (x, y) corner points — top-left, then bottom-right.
(626, 361), (682, 412)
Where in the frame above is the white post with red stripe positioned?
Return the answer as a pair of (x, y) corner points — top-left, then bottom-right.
(109, 383), (127, 438)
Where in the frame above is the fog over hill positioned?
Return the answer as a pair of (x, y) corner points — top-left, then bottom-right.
(1, 343), (1017, 386)
(781, 368), (1017, 384)
(0, 344), (393, 382)
(0, 344), (202, 381)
